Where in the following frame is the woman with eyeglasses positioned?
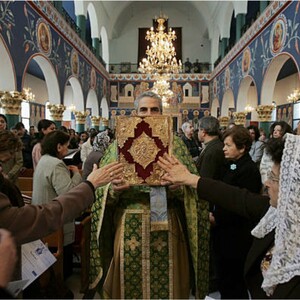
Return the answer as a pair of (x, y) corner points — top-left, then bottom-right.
(158, 134), (300, 299)
(209, 126), (262, 299)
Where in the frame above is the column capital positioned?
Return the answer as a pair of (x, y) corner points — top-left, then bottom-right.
(218, 116), (230, 127)
(74, 111), (88, 124)
(256, 105), (275, 122)
(233, 112), (247, 126)
(47, 103), (66, 121)
(91, 115), (101, 127)
(0, 91), (24, 115)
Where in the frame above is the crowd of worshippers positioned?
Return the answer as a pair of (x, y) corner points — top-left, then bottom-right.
(0, 93), (300, 300)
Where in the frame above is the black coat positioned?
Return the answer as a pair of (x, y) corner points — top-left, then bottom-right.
(197, 177), (300, 298)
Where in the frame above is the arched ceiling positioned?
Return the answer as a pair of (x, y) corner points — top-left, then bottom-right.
(100, 1), (222, 40)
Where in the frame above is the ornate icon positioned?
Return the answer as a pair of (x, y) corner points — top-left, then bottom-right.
(270, 14), (287, 55)
(36, 19), (52, 56)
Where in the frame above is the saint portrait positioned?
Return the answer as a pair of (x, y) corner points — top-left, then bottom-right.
(270, 15), (287, 55)
(91, 68), (96, 89)
(37, 20), (52, 56)
(242, 47), (251, 75)
(225, 67), (230, 90)
(71, 50), (79, 76)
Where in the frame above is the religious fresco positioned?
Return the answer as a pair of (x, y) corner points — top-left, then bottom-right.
(276, 103), (293, 127)
(29, 102), (45, 127)
(0, 1), (106, 105)
(211, 1), (300, 111)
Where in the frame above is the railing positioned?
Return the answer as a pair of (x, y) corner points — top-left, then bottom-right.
(108, 62), (212, 74)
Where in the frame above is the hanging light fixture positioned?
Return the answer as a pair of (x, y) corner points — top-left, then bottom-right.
(287, 88), (300, 103)
(151, 74), (174, 107)
(244, 104), (254, 113)
(22, 87), (35, 101)
(138, 14), (182, 76)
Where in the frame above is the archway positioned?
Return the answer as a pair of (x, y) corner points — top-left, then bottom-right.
(221, 88), (235, 117)
(100, 26), (109, 71)
(211, 97), (219, 117)
(100, 97), (109, 119)
(261, 54), (299, 106)
(86, 89), (99, 116)
(237, 76), (258, 121)
(23, 54), (60, 104)
(0, 36), (15, 91)
(63, 76), (84, 122)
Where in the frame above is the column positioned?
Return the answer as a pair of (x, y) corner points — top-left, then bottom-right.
(74, 111), (87, 133)
(218, 116), (230, 128)
(0, 91), (23, 129)
(236, 13), (246, 42)
(259, 1), (268, 14)
(47, 104), (66, 128)
(92, 37), (100, 58)
(100, 118), (109, 131)
(91, 116), (101, 131)
(76, 15), (86, 42)
(221, 37), (229, 59)
(256, 105), (275, 136)
(233, 112), (247, 126)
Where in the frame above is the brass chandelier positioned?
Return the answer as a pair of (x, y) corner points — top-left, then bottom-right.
(138, 15), (182, 76)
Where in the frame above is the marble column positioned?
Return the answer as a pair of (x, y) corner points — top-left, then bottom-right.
(100, 118), (109, 131)
(47, 104), (66, 128)
(92, 37), (100, 58)
(74, 111), (87, 133)
(91, 116), (101, 131)
(0, 91), (23, 129)
(221, 37), (229, 59)
(76, 15), (86, 42)
(236, 13), (246, 42)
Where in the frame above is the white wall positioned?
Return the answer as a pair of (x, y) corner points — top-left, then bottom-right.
(23, 74), (48, 104)
(109, 7), (211, 64)
(273, 74), (299, 106)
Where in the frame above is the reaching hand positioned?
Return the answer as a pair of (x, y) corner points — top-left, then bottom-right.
(0, 229), (17, 288)
(87, 162), (123, 189)
(158, 153), (200, 188)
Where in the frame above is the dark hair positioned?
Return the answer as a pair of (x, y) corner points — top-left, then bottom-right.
(41, 130), (70, 157)
(199, 116), (220, 136)
(223, 125), (252, 153)
(270, 121), (292, 137)
(0, 114), (8, 129)
(247, 125), (260, 141)
(265, 137), (285, 164)
(14, 122), (25, 131)
(0, 130), (22, 153)
(59, 125), (68, 133)
(36, 119), (55, 142)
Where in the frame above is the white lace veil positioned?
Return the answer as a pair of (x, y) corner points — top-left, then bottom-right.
(251, 133), (300, 296)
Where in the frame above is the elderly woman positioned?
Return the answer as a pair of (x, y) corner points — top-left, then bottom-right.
(158, 134), (300, 299)
(210, 126), (262, 299)
(32, 130), (83, 279)
(82, 131), (111, 180)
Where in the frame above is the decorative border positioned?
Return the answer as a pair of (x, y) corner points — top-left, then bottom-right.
(211, 1), (288, 79)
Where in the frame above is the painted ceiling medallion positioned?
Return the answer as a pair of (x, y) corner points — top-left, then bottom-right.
(128, 132), (160, 169)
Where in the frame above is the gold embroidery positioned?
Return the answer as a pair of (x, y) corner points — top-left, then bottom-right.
(116, 116), (142, 148)
(120, 153), (144, 185)
(152, 236), (167, 252)
(145, 116), (171, 148)
(128, 132), (160, 169)
(145, 163), (165, 185)
(126, 236), (141, 251)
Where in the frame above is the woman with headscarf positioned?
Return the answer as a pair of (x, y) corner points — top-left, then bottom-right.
(157, 134), (300, 298)
(82, 131), (110, 180)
